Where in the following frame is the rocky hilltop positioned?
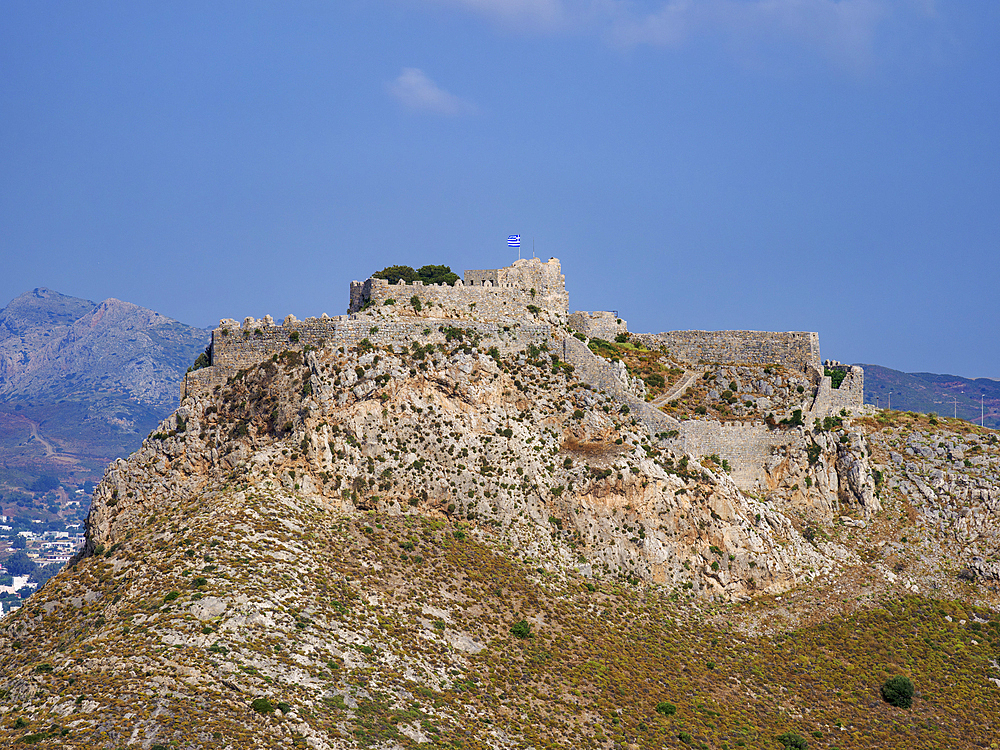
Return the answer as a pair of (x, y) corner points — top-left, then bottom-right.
(1, 264), (999, 749)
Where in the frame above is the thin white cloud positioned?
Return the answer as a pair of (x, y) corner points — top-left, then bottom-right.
(387, 68), (477, 115)
(606, 0), (893, 70)
(416, 0), (937, 70)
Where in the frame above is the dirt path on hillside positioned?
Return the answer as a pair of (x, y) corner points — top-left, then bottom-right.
(651, 369), (702, 407)
(24, 419), (77, 465)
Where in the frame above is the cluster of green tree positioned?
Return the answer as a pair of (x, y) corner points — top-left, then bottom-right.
(4, 550), (36, 576)
(2, 550), (63, 588)
(28, 474), (61, 493)
(373, 265), (459, 286)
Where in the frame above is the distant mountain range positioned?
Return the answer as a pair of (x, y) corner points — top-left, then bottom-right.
(860, 363), (1000, 428)
(0, 288), (209, 518)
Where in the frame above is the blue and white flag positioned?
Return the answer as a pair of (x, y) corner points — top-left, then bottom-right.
(508, 235), (521, 248)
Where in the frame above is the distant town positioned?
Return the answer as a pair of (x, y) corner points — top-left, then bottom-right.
(0, 491), (88, 617)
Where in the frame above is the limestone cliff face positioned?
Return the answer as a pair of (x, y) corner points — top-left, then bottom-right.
(741, 422), (879, 531)
(87, 338), (833, 602)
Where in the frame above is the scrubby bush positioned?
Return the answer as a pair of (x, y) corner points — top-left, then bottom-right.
(777, 732), (808, 749)
(251, 697), (274, 714)
(655, 701), (676, 715)
(881, 675), (915, 708)
(511, 619), (532, 639)
(187, 346), (211, 372)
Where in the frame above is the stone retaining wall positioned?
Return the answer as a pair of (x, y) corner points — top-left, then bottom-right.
(632, 330), (821, 372)
(184, 317), (559, 401)
(568, 311), (627, 342)
(676, 420), (793, 489)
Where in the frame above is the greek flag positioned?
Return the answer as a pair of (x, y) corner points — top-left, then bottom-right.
(508, 235), (521, 248)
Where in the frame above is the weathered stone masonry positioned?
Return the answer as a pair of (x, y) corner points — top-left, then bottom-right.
(182, 256), (864, 472)
(349, 257), (569, 323)
(631, 330), (821, 372)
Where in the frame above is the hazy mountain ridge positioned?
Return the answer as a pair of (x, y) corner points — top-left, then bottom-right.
(862, 364), (1000, 428)
(0, 288), (209, 514)
(0, 289), (208, 408)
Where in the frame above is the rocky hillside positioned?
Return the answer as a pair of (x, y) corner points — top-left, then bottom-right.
(1, 334), (999, 748)
(0, 288), (209, 513)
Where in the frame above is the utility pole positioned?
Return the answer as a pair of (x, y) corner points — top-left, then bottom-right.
(937, 395), (959, 420)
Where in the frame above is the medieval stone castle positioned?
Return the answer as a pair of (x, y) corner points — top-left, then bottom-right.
(183, 257), (866, 492)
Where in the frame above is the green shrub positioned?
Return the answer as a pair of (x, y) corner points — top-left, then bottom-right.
(881, 675), (915, 708)
(655, 701), (676, 715)
(410, 295), (422, 312)
(777, 732), (808, 749)
(32, 663), (53, 673)
(251, 697), (274, 714)
(825, 367), (847, 389)
(511, 619), (532, 639)
(192, 577), (208, 588)
(187, 347), (211, 372)
(163, 591), (180, 602)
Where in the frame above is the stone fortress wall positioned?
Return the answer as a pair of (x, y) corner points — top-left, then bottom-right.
(183, 315), (559, 400)
(349, 257), (569, 323)
(816, 360), (866, 416)
(568, 311), (627, 343)
(183, 254), (867, 492)
(631, 330), (821, 373)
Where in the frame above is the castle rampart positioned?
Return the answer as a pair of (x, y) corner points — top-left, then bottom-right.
(183, 256), (864, 425)
(183, 315), (559, 400)
(813, 362), (866, 417)
(349, 257), (568, 322)
(631, 330), (821, 372)
(568, 311), (627, 342)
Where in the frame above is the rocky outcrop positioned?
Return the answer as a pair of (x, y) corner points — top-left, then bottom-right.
(84, 337), (833, 602)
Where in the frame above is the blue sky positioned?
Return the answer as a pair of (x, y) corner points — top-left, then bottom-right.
(1, 1), (997, 377)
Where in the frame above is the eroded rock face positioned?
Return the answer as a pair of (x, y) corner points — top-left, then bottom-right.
(85, 340), (834, 602)
(756, 427), (879, 525)
(835, 433), (880, 518)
